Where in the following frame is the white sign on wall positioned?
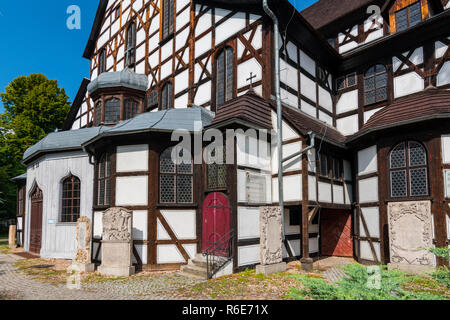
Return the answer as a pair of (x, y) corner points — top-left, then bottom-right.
(246, 172), (267, 204)
(444, 170), (450, 198)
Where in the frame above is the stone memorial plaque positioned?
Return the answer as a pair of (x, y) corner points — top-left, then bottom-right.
(70, 217), (95, 273)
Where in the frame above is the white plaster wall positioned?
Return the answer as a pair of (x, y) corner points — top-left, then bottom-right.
(237, 207), (260, 240)
(318, 181), (332, 203)
(238, 245), (260, 266)
(358, 177), (379, 203)
(358, 146), (378, 176)
(437, 61), (450, 87)
(116, 145), (149, 173)
(394, 72), (424, 98)
(337, 114), (359, 136)
(360, 207), (380, 238)
(360, 241), (380, 262)
(442, 135), (450, 164)
(300, 50), (316, 77)
(272, 175), (302, 203)
(336, 90), (358, 114)
(115, 176), (148, 206)
(160, 210), (196, 240)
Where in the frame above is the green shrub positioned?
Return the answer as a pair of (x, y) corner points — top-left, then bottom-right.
(288, 263), (446, 300)
(428, 247), (450, 261)
(431, 267), (450, 289)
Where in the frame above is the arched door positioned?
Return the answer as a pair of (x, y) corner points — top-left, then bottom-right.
(202, 193), (231, 255)
(30, 186), (43, 254)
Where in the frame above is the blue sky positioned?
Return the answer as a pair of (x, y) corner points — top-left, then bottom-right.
(0, 0), (317, 113)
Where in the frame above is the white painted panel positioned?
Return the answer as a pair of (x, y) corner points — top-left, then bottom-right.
(339, 41), (358, 53)
(195, 32), (212, 58)
(238, 58), (262, 89)
(195, 10), (212, 36)
(284, 209), (300, 235)
(175, 93), (189, 109)
(175, 69), (189, 94)
(116, 145), (149, 173)
(183, 244), (197, 260)
(132, 245), (147, 265)
(333, 185), (344, 204)
(358, 177), (379, 203)
(360, 241), (380, 262)
(442, 135), (450, 164)
(194, 81), (211, 105)
(358, 146), (378, 175)
(394, 72), (424, 98)
(300, 50), (316, 77)
(132, 210), (148, 241)
(176, 6), (190, 31)
(281, 88), (298, 108)
(161, 40), (174, 62)
(319, 111), (333, 126)
(157, 245), (185, 264)
(300, 73), (316, 103)
(336, 90), (358, 114)
(336, 115), (358, 136)
(360, 207), (380, 238)
(318, 87), (332, 112)
(157, 220), (171, 241)
(318, 181), (332, 203)
(444, 170), (450, 198)
(238, 207), (260, 240)
(160, 210), (196, 240)
(286, 41), (298, 63)
(160, 60), (173, 80)
(238, 245), (260, 266)
(344, 183), (353, 204)
(282, 142), (302, 172)
(309, 238), (319, 253)
(272, 175), (302, 203)
(115, 176), (148, 206)
(94, 211), (103, 238)
(308, 176), (317, 201)
(364, 107), (383, 124)
(437, 61), (450, 87)
(271, 111), (299, 142)
(301, 100), (316, 117)
(215, 12), (246, 45)
(435, 41), (447, 59)
(280, 59), (298, 90)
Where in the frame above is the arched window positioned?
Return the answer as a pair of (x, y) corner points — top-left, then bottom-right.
(124, 99), (139, 120)
(94, 101), (102, 126)
(216, 46), (234, 108)
(99, 48), (106, 74)
(389, 141), (429, 198)
(61, 175), (81, 223)
(104, 98), (121, 124)
(364, 64), (387, 105)
(160, 147), (193, 204)
(162, 0), (174, 40)
(126, 22), (136, 68)
(97, 153), (111, 206)
(161, 82), (173, 110)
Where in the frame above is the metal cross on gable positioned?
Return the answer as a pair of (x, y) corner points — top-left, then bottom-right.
(246, 72), (257, 89)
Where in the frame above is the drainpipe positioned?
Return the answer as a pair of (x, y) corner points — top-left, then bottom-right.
(262, 0), (284, 241)
(282, 132), (316, 163)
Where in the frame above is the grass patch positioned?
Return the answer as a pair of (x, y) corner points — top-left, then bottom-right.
(14, 259), (70, 286)
(173, 268), (321, 300)
(288, 263), (449, 300)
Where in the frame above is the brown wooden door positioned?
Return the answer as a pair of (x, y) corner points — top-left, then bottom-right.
(30, 187), (43, 254)
(321, 209), (353, 257)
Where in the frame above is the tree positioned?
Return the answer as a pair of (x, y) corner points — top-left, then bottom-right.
(0, 74), (71, 220)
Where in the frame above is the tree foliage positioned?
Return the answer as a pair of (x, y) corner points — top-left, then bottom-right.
(0, 74), (71, 219)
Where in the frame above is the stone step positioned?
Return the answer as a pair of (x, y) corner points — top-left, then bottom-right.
(180, 264), (207, 279)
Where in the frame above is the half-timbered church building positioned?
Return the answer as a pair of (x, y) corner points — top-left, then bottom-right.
(13, 0), (450, 276)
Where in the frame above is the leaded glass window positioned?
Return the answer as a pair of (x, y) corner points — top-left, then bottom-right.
(395, 2), (422, 33)
(162, 0), (174, 40)
(364, 64), (387, 105)
(160, 147), (193, 204)
(148, 90), (158, 110)
(99, 48), (106, 74)
(216, 46), (234, 108)
(61, 175), (81, 223)
(124, 99), (139, 120)
(94, 101), (102, 126)
(207, 146), (227, 190)
(97, 153), (111, 206)
(389, 141), (429, 198)
(104, 98), (121, 124)
(126, 22), (136, 68)
(161, 82), (173, 110)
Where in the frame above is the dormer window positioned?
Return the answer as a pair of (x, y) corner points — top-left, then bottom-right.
(126, 22), (136, 68)
(395, 2), (422, 32)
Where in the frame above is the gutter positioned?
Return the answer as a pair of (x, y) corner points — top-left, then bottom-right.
(263, 0), (285, 241)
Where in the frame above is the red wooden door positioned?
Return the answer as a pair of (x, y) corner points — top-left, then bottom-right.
(30, 187), (43, 255)
(321, 209), (353, 257)
(202, 193), (231, 255)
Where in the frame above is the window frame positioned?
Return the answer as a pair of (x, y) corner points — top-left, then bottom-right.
(364, 64), (388, 106)
(389, 141), (430, 199)
(60, 174), (81, 223)
(206, 145), (227, 191)
(161, 0), (175, 41)
(159, 146), (194, 205)
(215, 46), (235, 109)
(395, 2), (422, 33)
(99, 48), (107, 74)
(104, 98), (121, 124)
(124, 98), (139, 120)
(160, 82), (173, 110)
(125, 22), (136, 69)
(97, 153), (112, 207)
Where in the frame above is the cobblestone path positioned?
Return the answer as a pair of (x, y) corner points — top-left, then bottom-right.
(0, 254), (202, 300)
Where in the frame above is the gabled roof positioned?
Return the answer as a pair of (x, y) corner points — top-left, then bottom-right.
(209, 90), (273, 130)
(10, 173), (27, 184)
(83, 0), (109, 59)
(349, 87), (450, 141)
(63, 78), (90, 131)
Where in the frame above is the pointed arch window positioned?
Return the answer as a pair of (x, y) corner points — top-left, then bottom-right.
(97, 153), (112, 206)
(216, 46), (234, 108)
(104, 98), (121, 124)
(124, 99), (139, 120)
(161, 82), (173, 110)
(160, 147), (193, 204)
(389, 141), (429, 198)
(61, 175), (81, 223)
(126, 22), (136, 68)
(364, 64), (388, 105)
(162, 0), (174, 40)
(99, 48), (106, 74)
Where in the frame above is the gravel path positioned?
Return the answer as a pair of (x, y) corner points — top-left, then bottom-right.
(0, 253), (202, 300)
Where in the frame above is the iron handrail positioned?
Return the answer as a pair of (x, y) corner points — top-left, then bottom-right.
(203, 230), (234, 280)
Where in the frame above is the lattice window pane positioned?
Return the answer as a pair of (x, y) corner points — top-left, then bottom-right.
(391, 170), (407, 198)
(105, 98), (121, 124)
(410, 168), (428, 196)
(177, 176), (193, 203)
(347, 74), (356, 87)
(409, 2), (422, 27)
(225, 47), (234, 102)
(216, 50), (225, 107)
(365, 77), (375, 91)
(409, 142), (426, 167)
(160, 175), (175, 203)
(396, 8), (408, 32)
(95, 102), (102, 126)
(337, 77), (345, 90)
(376, 87), (387, 102)
(160, 148), (175, 173)
(391, 143), (406, 168)
(365, 90), (375, 105)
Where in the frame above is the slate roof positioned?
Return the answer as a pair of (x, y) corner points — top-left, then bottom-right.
(350, 87), (450, 140)
(10, 173), (27, 183)
(22, 127), (107, 164)
(87, 68), (148, 94)
(209, 90), (273, 129)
